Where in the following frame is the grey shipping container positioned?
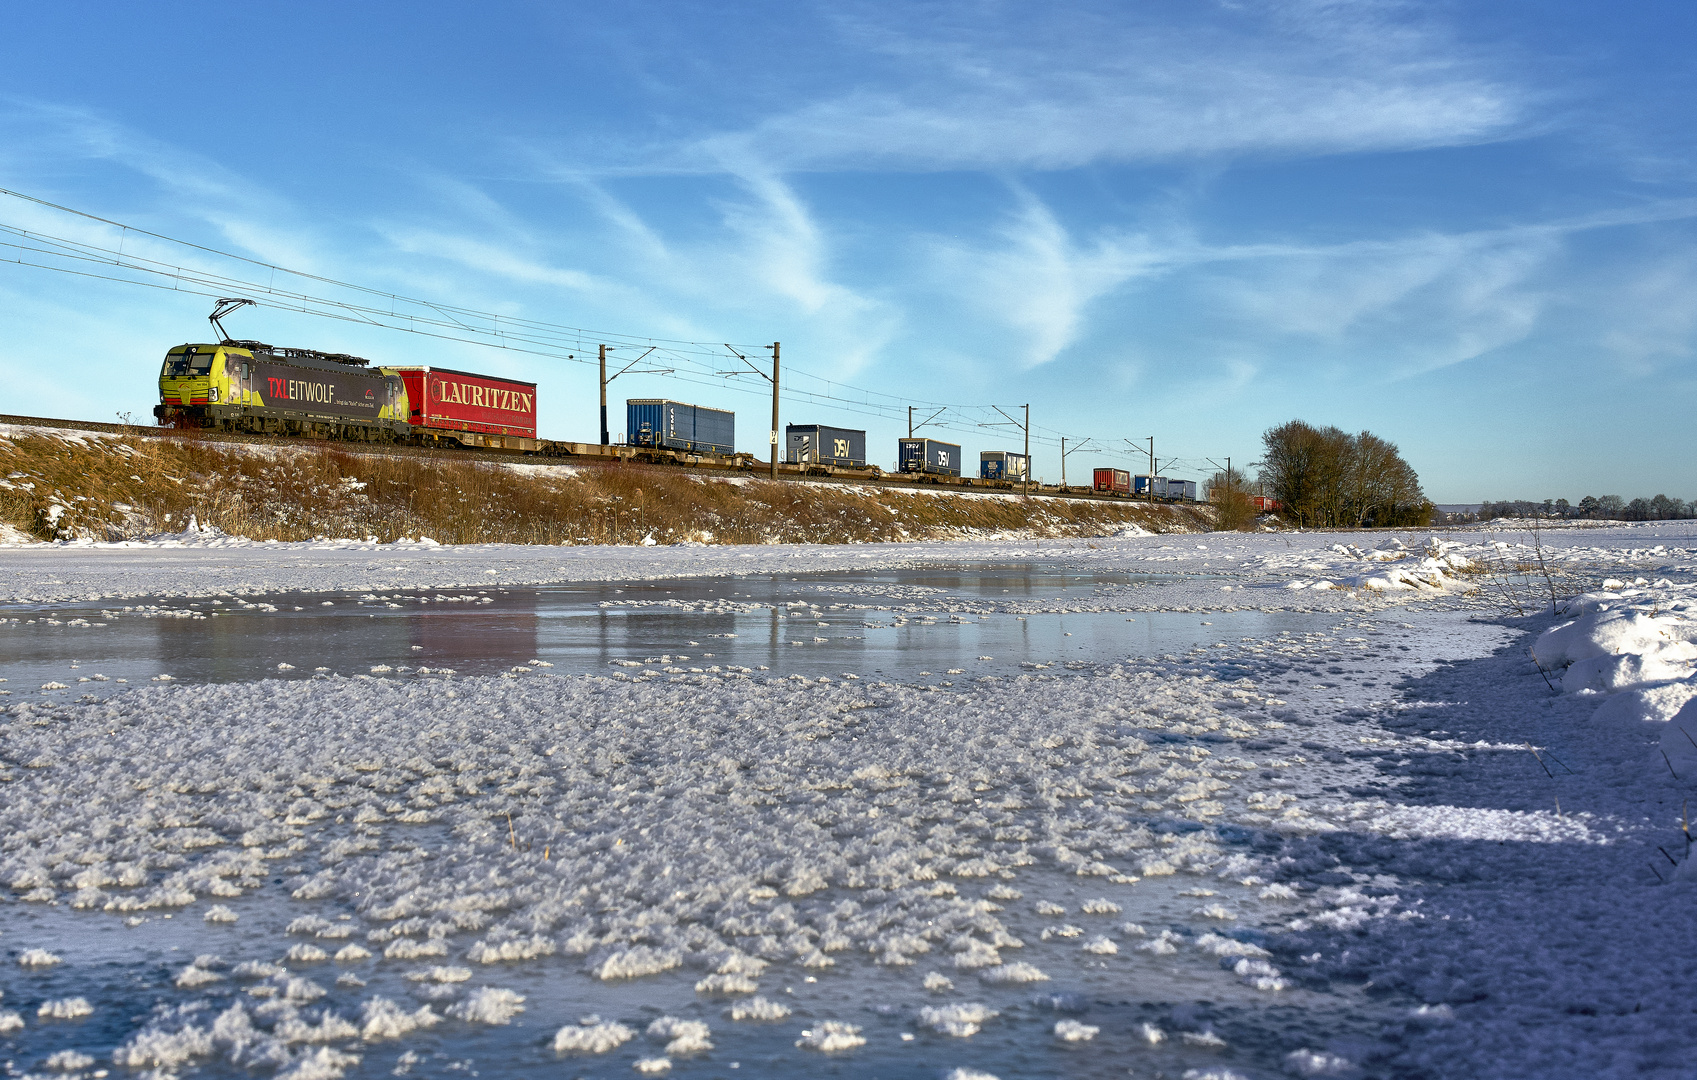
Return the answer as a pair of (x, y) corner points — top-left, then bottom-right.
(899, 438), (962, 477)
(1171, 479), (1198, 502)
(787, 424), (867, 467)
(627, 398), (735, 454)
(979, 450), (1029, 481)
(1134, 475), (1169, 498)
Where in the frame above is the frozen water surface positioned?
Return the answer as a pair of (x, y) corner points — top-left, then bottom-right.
(4, 528), (1695, 1079)
(2, 567), (1386, 693)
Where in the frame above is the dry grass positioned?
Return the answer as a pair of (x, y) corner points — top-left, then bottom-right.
(0, 429), (1210, 545)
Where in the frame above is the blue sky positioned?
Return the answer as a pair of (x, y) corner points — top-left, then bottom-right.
(1, 0), (1692, 500)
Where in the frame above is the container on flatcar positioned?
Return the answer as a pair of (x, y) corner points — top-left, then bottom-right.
(980, 450), (1029, 482)
(1171, 479), (1198, 502)
(388, 366), (537, 439)
(1093, 468), (1131, 494)
(628, 399), (736, 454)
(1133, 475), (1168, 498)
(786, 424), (866, 467)
(898, 438), (962, 477)
(1252, 496), (1282, 513)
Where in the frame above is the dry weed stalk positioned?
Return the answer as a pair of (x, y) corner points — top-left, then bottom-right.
(0, 430), (1205, 546)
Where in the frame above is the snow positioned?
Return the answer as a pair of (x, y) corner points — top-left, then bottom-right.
(42, 1048), (95, 1070)
(1528, 579), (1697, 787)
(3, 521), (1697, 1077)
(444, 987), (524, 1024)
(276, 1046), (361, 1079)
(729, 995), (791, 1020)
(1286, 1048), (1360, 1077)
(977, 962), (1050, 984)
(794, 1020), (865, 1051)
(36, 997), (92, 1018)
(553, 1019), (636, 1052)
(358, 997), (441, 1040)
(646, 1016), (712, 1054)
(919, 1003), (999, 1037)
(0, 522), (1675, 610)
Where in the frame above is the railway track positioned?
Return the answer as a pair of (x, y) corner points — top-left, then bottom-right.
(0, 412), (1189, 507)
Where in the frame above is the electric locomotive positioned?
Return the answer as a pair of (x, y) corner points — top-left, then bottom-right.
(155, 339), (411, 440)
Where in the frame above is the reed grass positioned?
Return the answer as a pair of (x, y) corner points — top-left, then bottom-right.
(0, 430), (1208, 545)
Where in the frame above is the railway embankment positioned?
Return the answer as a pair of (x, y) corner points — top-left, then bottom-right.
(0, 423), (1211, 545)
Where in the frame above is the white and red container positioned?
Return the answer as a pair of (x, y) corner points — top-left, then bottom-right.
(390, 366), (538, 439)
(1093, 468), (1131, 494)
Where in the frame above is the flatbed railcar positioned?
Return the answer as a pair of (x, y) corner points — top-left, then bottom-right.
(391, 365), (539, 451)
(151, 317), (1201, 502)
(1093, 468), (1131, 495)
(898, 438), (962, 478)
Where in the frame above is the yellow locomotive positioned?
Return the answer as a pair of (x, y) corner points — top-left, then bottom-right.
(155, 300), (410, 440)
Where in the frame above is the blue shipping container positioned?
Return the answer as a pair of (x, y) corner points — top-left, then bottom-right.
(980, 451), (1029, 481)
(1133, 475), (1169, 497)
(627, 399), (735, 454)
(899, 438), (962, 477)
(787, 424), (867, 467)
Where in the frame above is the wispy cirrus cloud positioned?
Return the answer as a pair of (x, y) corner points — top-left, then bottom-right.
(923, 187), (1697, 380)
(0, 98), (345, 276)
(672, 0), (1531, 175)
(926, 190), (1167, 368)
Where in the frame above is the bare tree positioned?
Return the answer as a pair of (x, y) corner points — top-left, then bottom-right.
(1261, 420), (1430, 528)
(1205, 465), (1258, 531)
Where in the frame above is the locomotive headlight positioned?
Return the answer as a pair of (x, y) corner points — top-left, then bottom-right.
(209, 387), (219, 402)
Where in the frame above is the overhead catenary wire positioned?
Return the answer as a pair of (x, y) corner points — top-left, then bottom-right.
(0, 187), (1225, 477)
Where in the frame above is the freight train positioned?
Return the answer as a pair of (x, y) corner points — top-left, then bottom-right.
(153, 326), (1200, 501)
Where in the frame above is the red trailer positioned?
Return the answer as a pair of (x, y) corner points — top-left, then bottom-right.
(390, 366), (538, 440)
(1252, 496), (1282, 512)
(1093, 468), (1131, 494)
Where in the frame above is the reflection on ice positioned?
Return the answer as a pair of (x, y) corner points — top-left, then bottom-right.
(0, 559), (1533, 1079)
(1, 568), (1365, 696)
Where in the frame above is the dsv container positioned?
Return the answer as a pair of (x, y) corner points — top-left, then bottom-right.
(627, 399), (735, 454)
(898, 438), (962, 477)
(786, 424), (867, 467)
(980, 450), (1029, 482)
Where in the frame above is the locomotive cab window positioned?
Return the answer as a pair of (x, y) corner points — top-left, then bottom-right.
(164, 350), (214, 376)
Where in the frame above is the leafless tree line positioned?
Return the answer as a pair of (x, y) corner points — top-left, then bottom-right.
(1259, 420), (1431, 528)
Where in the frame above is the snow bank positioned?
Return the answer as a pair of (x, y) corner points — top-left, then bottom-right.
(1535, 590), (1697, 697)
(1531, 585), (1697, 772)
(1275, 538), (1476, 594)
